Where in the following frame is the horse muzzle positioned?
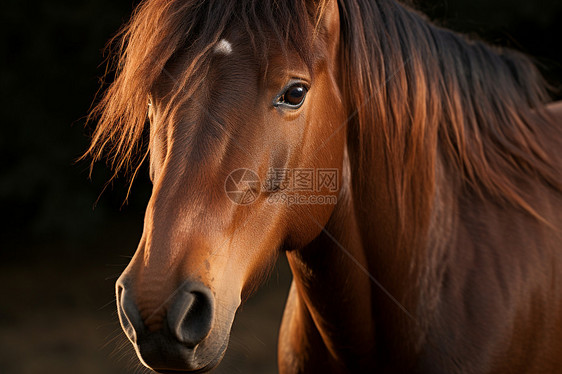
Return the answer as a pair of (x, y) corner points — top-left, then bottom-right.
(116, 278), (234, 373)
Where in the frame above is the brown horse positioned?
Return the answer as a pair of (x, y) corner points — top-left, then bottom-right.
(86, 0), (562, 372)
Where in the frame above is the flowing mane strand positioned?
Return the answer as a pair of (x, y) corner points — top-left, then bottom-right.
(86, 0), (561, 222)
(85, 0), (324, 179)
(339, 0), (561, 227)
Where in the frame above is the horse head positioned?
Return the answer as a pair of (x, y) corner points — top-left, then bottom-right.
(108, 1), (344, 371)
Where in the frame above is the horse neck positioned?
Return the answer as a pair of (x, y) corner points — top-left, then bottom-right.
(285, 148), (376, 369)
(352, 145), (458, 355)
(287, 146), (457, 370)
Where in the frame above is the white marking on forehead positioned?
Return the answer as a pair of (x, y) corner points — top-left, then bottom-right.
(213, 39), (233, 55)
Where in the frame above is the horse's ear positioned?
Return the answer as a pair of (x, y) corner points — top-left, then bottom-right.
(311, 0), (340, 59)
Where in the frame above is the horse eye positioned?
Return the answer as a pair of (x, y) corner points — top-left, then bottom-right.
(277, 84), (308, 109)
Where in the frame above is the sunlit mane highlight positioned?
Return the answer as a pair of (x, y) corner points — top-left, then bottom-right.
(84, 0), (324, 180)
(338, 0), (561, 230)
(85, 0), (561, 224)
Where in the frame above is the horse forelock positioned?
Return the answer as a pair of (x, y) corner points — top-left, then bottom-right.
(85, 0), (326, 184)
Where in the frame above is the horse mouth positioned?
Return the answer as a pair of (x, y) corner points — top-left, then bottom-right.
(136, 331), (230, 373)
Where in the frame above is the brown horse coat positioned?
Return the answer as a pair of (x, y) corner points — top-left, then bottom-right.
(86, 0), (562, 372)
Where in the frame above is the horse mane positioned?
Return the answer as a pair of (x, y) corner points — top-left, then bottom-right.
(338, 0), (561, 230)
(84, 0), (321, 180)
(86, 0), (561, 224)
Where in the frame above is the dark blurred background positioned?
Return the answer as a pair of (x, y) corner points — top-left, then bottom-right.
(1, 1), (561, 373)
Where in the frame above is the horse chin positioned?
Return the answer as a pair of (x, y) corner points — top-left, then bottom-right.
(135, 330), (230, 373)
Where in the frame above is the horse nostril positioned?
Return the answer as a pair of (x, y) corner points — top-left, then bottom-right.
(167, 282), (215, 348)
(116, 280), (144, 344)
